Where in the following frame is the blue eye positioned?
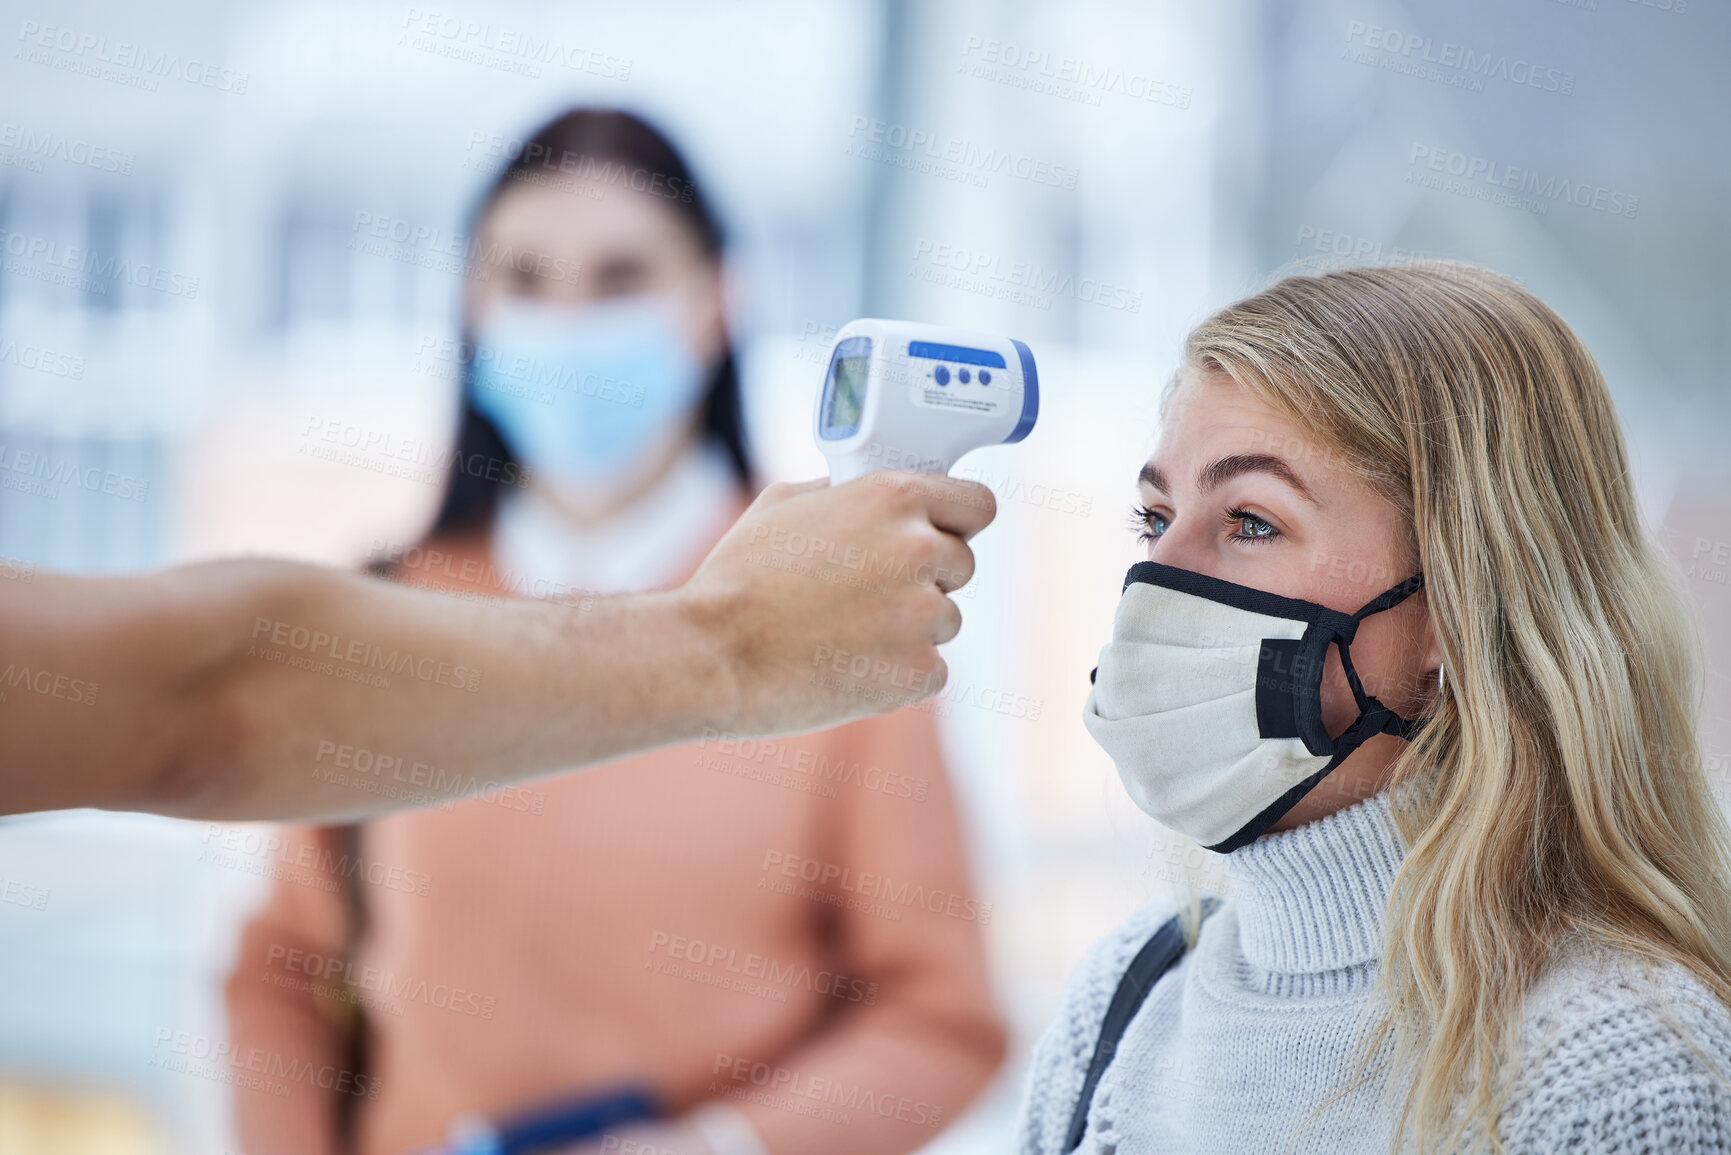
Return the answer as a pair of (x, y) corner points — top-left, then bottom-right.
(1134, 504), (1282, 545)
(1224, 508), (1279, 543)
(1131, 504), (1168, 543)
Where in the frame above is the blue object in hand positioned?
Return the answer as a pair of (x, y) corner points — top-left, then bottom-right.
(440, 1086), (662, 1155)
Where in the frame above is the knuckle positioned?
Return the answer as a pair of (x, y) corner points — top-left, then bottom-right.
(915, 541), (948, 583)
(962, 480), (997, 519)
(884, 482), (922, 517)
(927, 657), (950, 693)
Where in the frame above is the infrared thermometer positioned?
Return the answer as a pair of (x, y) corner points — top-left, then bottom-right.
(814, 319), (1038, 483)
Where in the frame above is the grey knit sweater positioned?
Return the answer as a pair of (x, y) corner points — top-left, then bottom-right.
(1015, 790), (1731, 1153)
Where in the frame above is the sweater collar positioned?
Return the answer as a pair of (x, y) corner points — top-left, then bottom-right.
(1223, 789), (1407, 974)
(492, 442), (743, 595)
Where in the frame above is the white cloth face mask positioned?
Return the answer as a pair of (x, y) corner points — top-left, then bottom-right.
(1083, 561), (1427, 852)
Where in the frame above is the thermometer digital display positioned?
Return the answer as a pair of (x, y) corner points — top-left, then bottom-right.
(814, 319), (1038, 483)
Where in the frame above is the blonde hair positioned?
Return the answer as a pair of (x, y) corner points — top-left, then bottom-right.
(1178, 261), (1731, 1153)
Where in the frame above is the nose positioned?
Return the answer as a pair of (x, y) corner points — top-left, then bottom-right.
(1146, 522), (1221, 580)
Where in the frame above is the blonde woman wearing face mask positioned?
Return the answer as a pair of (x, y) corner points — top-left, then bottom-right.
(226, 110), (1006, 1155)
(1019, 263), (1731, 1154)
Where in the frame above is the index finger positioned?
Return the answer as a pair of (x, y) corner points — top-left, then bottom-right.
(865, 471), (997, 540)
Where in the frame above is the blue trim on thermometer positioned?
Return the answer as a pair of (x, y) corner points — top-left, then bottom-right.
(906, 340), (1006, 369)
(1005, 339), (1038, 443)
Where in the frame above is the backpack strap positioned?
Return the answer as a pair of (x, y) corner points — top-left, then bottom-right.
(1061, 898), (1219, 1153)
(330, 823), (371, 1149)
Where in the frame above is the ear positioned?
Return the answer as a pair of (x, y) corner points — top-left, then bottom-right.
(1416, 589), (1444, 680)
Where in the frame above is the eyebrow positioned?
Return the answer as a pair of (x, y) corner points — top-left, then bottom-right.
(1139, 453), (1320, 506)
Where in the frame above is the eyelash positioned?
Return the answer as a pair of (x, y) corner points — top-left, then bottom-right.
(1129, 504), (1162, 544)
(1130, 504), (1281, 545)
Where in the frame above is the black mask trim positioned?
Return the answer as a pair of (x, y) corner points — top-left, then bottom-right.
(1117, 561), (1427, 853)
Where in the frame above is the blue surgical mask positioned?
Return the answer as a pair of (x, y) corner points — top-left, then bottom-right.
(467, 295), (707, 485)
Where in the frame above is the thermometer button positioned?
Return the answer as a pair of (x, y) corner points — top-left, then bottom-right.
(958, 367), (971, 384)
(933, 365), (951, 385)
(978, 369), (991, 385)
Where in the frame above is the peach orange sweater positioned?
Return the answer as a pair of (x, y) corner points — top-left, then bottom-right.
(226, 530), (1006, 1155)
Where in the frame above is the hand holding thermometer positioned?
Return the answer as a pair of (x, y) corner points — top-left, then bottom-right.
(814, 319), (1038, 483)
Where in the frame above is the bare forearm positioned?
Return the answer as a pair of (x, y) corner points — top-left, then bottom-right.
(0, 472), (995, 820)
(0, 559), (738, 820)
(222, 563), (743, 820)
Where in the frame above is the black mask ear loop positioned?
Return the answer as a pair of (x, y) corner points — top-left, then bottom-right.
(1205, 570), (1429, 854)
(1333, 573), (1428, 742)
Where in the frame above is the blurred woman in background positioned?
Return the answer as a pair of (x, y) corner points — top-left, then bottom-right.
(227, 108), (1005, 1155)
